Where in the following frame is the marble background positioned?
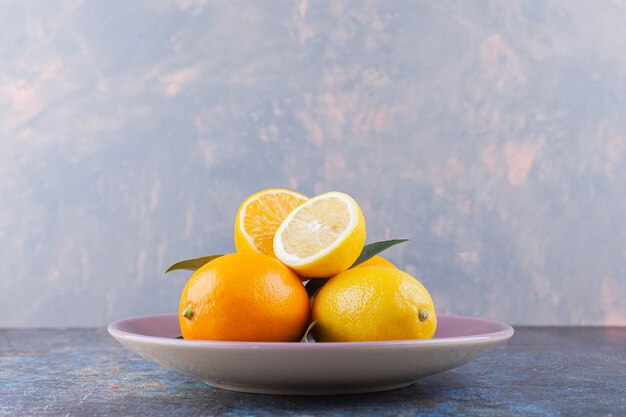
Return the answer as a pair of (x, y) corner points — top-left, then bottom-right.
(1, 0), (625, 327)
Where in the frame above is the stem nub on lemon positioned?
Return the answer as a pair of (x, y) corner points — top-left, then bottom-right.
(273, 191), (366, 278)
(234, 188), (308, 258)
(311, 266), (437, 342)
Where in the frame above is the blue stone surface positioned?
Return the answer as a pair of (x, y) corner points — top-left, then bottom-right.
(0, 327), (624, 416)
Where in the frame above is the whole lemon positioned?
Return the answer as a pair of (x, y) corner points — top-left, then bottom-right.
(179, 252), (310, 342)
(312, 266), (436, 342)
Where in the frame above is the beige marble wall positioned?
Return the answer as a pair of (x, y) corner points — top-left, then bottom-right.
(1, 1), (625, 326)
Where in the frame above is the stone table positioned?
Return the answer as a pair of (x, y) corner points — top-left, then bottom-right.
(1, 327), (624, 416)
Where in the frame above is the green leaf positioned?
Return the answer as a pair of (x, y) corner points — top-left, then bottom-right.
(350, 239), (409, 268)
(300, 321), (318, 343)
(304, 239), (409, 297)
(164, 254), (224, 274)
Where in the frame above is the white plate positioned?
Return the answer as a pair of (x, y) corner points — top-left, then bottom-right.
(108, 314), (513, 395)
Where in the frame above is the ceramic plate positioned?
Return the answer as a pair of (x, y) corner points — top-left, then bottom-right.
(108, 314), (513, 395)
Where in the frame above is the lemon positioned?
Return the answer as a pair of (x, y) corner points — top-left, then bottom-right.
(355, 255), (397, 269)
(312, 266), (437, 342)
(179, 252), (310, 342)
(234, 188), (308, 258)
(273, 191), (366, 278)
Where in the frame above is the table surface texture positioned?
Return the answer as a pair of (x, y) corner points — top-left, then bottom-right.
(0, 327), (624, 417)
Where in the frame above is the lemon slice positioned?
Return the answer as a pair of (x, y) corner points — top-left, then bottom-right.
(234, 188), (308, 258)
(273, 191), (366, 277)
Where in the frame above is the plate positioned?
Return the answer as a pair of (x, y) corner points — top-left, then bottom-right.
(108, 314), (513, 395)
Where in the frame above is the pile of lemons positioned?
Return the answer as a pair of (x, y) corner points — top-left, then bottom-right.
(176, 189), (436, 343)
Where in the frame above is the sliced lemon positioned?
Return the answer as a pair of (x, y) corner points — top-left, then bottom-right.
(273, 191), (366, 277)
(234, 188), (308, 258)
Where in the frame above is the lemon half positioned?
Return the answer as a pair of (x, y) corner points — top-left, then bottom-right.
(234, 188), (308, 258)
(273, 191), (366, 277)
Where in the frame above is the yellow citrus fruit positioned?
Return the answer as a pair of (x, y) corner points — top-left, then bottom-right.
(234, 188), (308, 258)
(273, 191), (366, 278)
(356, 255), (397, 269)
(312, 266), (436, 342)
(179, 252), (310, 342)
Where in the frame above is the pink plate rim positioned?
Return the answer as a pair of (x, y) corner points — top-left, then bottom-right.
(108, 313), (514, 349)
